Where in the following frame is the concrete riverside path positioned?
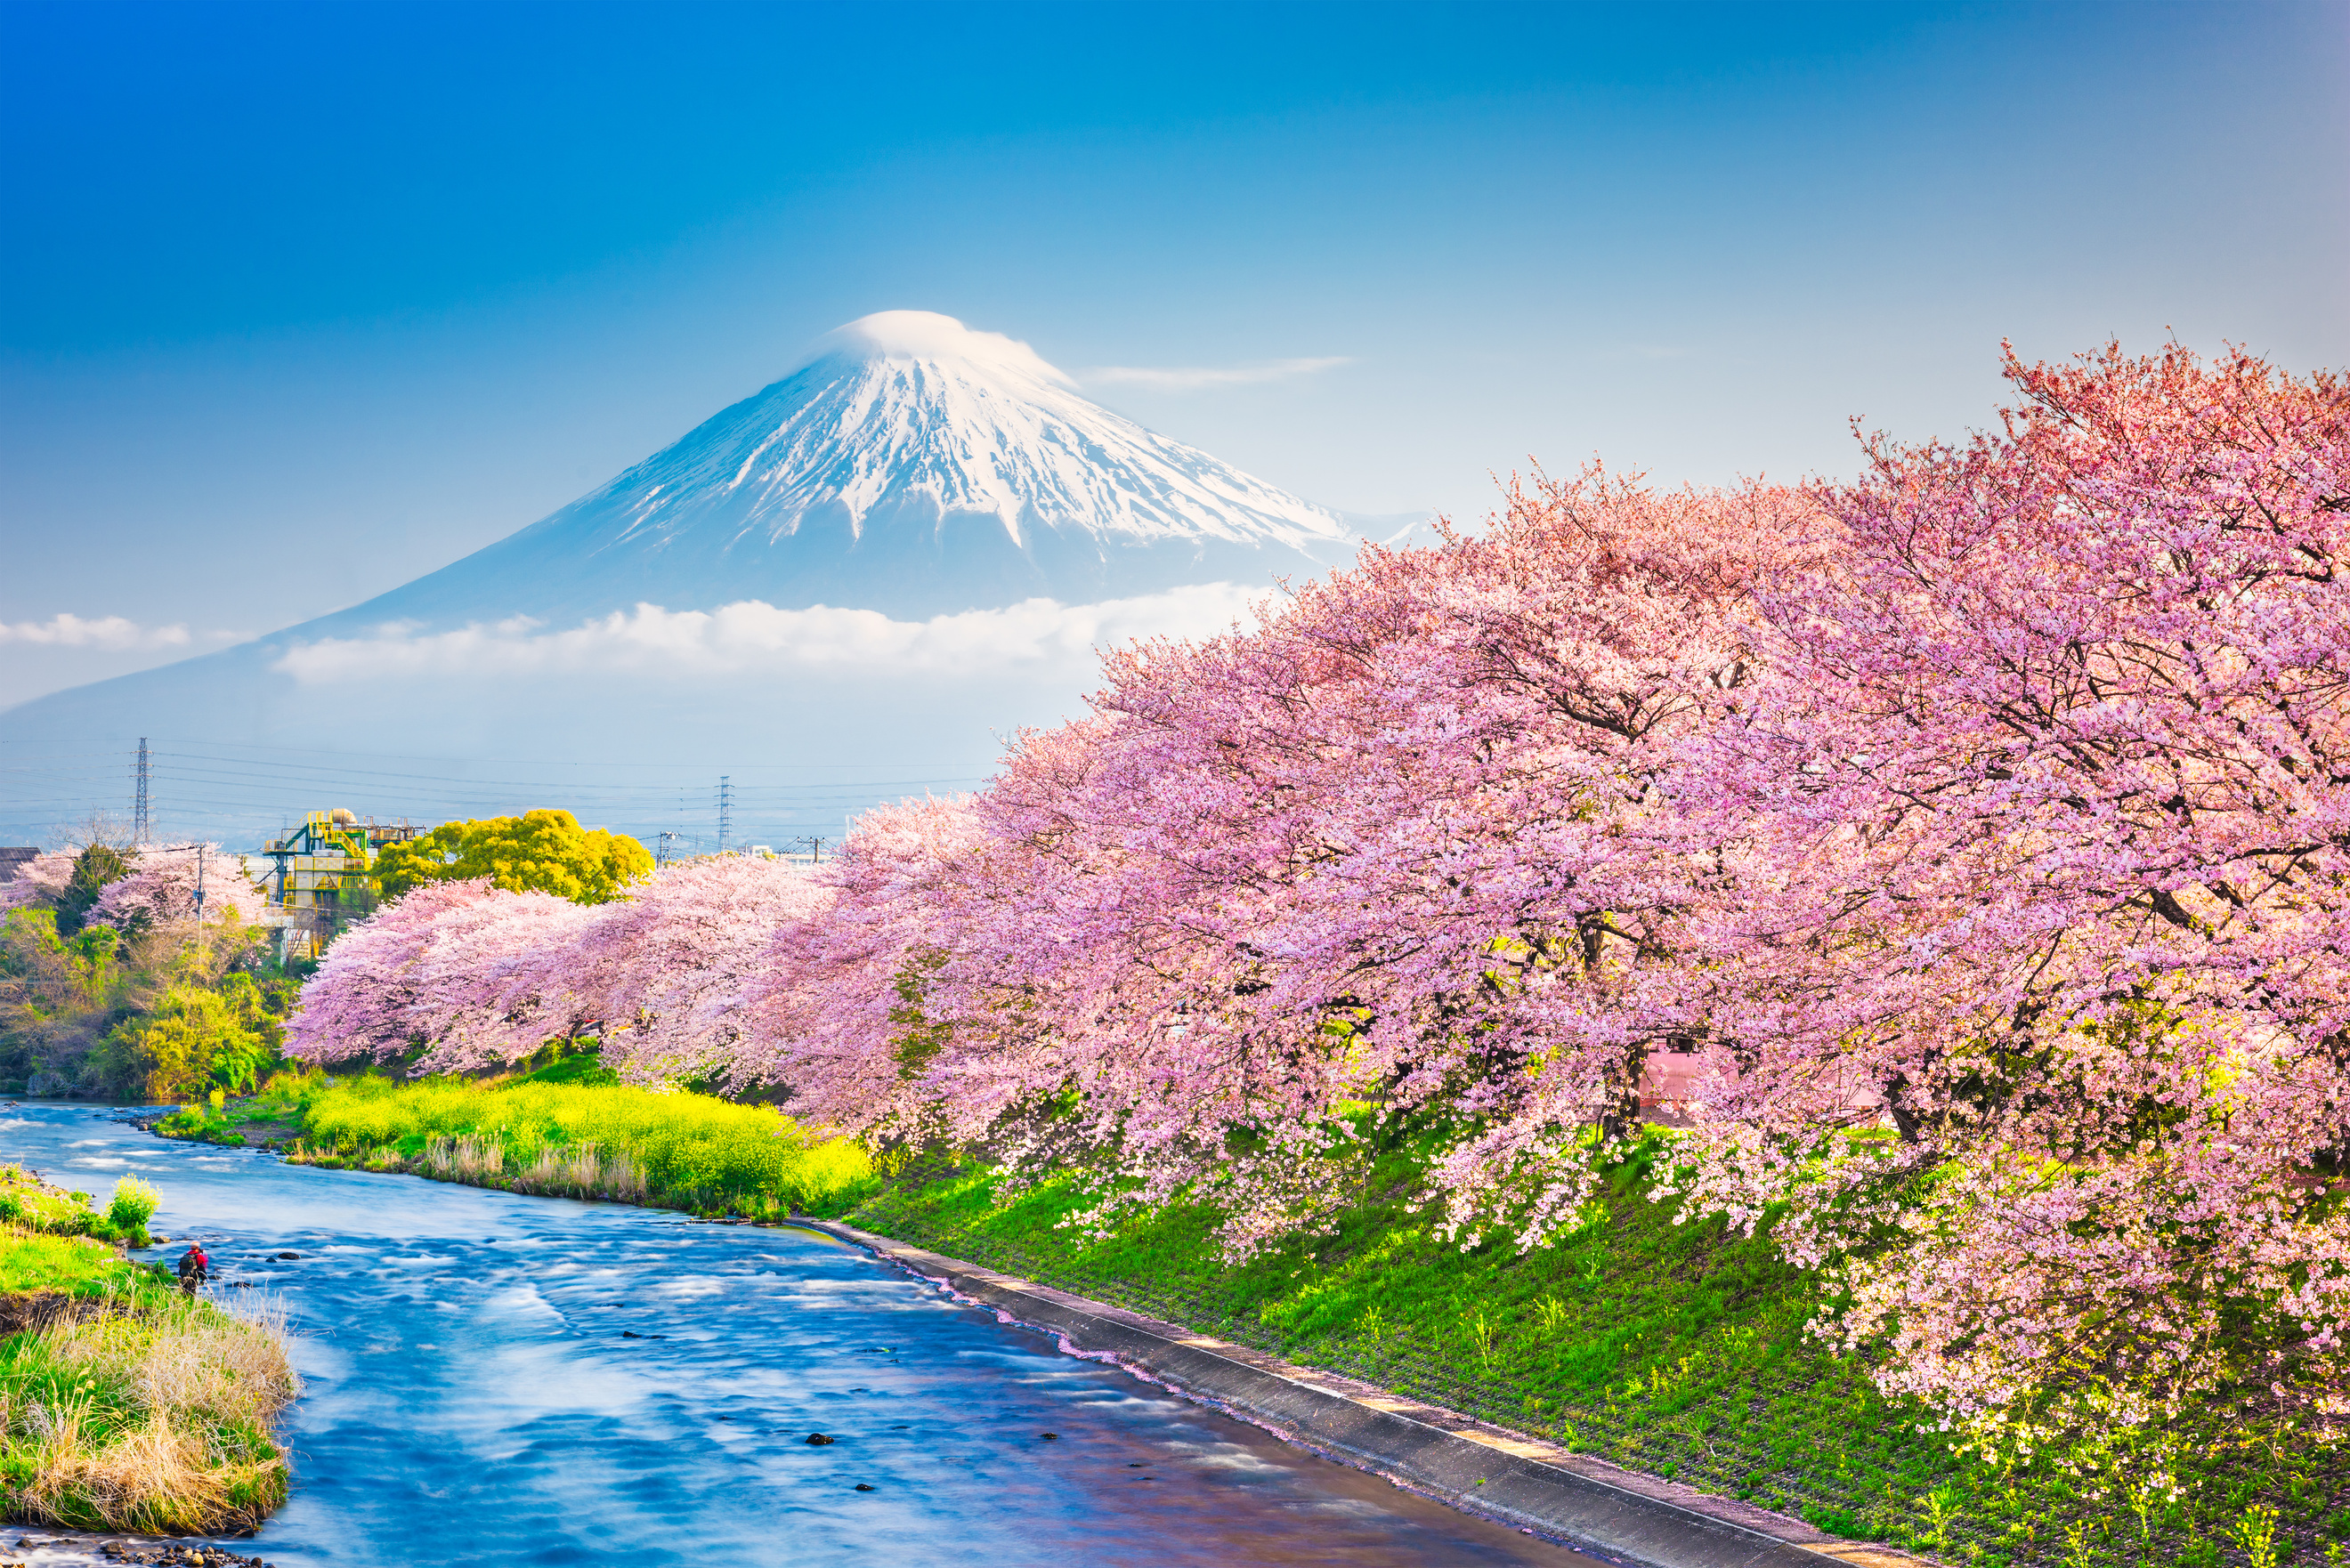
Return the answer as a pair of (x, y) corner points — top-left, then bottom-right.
(797, 1216), (1938, 1568)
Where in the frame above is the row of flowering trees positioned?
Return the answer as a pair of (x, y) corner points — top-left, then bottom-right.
(288, 343), (2349, 1459)
(2, 843), (268, 934)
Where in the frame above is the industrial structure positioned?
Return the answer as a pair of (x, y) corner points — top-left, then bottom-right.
(257, 810), (420, 958)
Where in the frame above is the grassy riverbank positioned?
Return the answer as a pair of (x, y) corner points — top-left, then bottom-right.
(0, 1168), (296, 1533)
(166, 1067), (878, 1218)
(847, 1137), (2328, 1568)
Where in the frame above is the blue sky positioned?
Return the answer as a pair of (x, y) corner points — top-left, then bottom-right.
(1, 0), (2344, 826)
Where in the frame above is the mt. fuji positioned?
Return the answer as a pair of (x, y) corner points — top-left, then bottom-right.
(2, 312), (1409, 844)
(320, 310), (1362, 630)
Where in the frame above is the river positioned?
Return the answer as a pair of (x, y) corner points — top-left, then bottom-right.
(1, 1104), (1603, 1567)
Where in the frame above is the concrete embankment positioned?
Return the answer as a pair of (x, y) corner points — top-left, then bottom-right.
(798, 1216), (1935, 1568)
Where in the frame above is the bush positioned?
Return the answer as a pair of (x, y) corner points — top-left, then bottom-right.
(107, 1176), (160, 1233)
(2, 898), (295, 1103)
(1804, 1505), (1865, 1538)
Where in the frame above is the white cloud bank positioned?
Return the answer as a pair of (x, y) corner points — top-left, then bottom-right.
(1082, 357), (1353, 392)
(271, 585), (1270, 686)
(0, 613), (241, 651)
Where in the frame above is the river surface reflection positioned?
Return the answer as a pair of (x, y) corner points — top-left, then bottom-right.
(0, 1105), (1602, 1567)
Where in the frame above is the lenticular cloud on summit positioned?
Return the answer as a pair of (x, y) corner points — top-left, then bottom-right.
(0, 311), (1400, 839)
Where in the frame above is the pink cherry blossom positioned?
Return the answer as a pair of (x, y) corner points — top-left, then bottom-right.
(1665, 342), (2350, 1449)
(288, 857), (830, 1081)
(566, 853), (831, 1085)
(89, 844), (268, 933)
(0, 849), (78, 915)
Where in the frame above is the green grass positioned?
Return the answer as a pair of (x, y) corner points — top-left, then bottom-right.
(850, 1134), (2330, 1568)
(0, 1231), (143, 1297)
(512, 1051), (620, 1088)
(0, 1165), (151, 1249)
(154, 1068), (334, 1146)
(0, 1170), (298, 1534)
(0, 1284), (296, 1533)
(273, 1071), (879, 1218)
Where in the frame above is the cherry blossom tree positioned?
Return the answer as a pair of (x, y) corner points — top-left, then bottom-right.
(89, 844), (268, 933)
(735, 796), (991, 1130)
(0, 849), (77, 915)
(739, 469), (1815, 1250)
(568, 853), (831, 1085)
(285, 877), (509, 1065)
(292, 857), (833, 1081)
(389, 885), (609, 1070)
(1667, 342), (2350, 1451)
(285, 878), (598, 1070)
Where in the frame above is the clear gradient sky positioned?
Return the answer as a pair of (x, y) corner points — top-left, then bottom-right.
(3, 0), (2345, 715)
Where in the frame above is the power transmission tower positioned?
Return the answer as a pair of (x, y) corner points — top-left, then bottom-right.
(133, 738), (150, 843)
(717, 776), (732, 855)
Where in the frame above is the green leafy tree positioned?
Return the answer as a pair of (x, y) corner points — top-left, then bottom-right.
(0, 909), (116, 1014)
(53, 845), (128, 938)
(103, 983), (276, 1102)
(372, 810), (652, 905)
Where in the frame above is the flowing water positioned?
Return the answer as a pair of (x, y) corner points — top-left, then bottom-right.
(0, 1105), (1603, 1567)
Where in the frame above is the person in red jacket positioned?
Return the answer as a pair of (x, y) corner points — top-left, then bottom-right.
(175, 1241), (208, 1294)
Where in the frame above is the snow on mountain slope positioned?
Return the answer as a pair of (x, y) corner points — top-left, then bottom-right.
(614, 311), (1349, 553)
(342, 311), (1359, 629)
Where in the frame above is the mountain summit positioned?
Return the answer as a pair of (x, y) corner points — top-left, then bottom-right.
(358, 310), (1357, 627)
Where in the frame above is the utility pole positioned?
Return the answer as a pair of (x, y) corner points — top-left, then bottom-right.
(717, 776), (732, 855)
(657, 829), (683, 866)
(133, 738), (150, 843)
(191, 843), (209, 958)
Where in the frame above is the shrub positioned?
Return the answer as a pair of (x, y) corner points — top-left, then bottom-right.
(107, 1177), (160, 1233)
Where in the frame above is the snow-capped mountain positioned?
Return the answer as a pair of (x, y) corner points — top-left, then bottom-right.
(1, 311), (1408, 844)
(348, 310), (1358, 627)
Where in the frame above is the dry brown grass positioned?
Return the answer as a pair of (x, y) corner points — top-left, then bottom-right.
(420, 1132), (504, 1181)
(421, 1132), (648, 1201)
(509, 1141), (648, 1201)
(0, 1286), (298, 1534)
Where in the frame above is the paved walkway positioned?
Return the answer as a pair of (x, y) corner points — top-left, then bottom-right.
(798, 1216), (1937, 1568)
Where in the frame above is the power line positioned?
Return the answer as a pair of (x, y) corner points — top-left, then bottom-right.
(0, 745), (986, 846)
(126, 737), (996, 769)
(144, 751), (988, 793)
